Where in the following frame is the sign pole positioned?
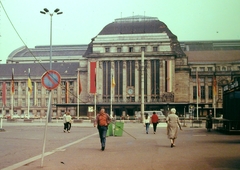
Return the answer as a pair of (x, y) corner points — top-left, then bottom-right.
(41, 90), (52, 167)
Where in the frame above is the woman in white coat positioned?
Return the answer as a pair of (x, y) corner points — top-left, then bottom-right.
(166, 108), (182, 147)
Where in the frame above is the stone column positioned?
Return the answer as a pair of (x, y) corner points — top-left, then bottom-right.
(135, 60), (139, 102)
(160, 60), (166, 94)
(97, 61), (103, 102)
(122, 61), (127, 102)
(147, 60), (151, 102)
(111, 61), (115, 102)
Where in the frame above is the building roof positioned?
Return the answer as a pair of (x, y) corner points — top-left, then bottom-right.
(0, 62), (80, 80)
(186, 51), (240, 64)
(7, 45), (88, 62)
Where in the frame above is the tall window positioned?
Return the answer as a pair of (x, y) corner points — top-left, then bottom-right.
(38, 89), (41, 95)
(105, 47), (110, 53)
(192, 67), (197, 72)
(37, 82), (41, 88)
(208, 77), (213, 82)
(153, 46), (158, 52)
(114, 61), (123, 97)
(201, 86), (205, 99)
(62, 89), (65, 95)
(208, 86), (213, 99)
(193, 86), (197, 99)
(21, 82), (26, 87)
(141, 47), (145, 52)
(151, 60), (160, 101)
(37, 98), (41, 106)
(30, 99), (33, 106)
(14, 99), (18, 107)
(53, 98), (57, 104)
(53, 89), (57, 94)
(207, 67), (213, 71)
(103, 61), (111, 98)
(127, 61), (135, 86)
(22, 99), (26, 107)
(117, 47), (121, 53)
(129, 47), (133, 52)
(45, 99), (49, 106)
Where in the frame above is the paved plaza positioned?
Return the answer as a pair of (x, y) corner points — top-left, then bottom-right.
(0, 119), (240, 170)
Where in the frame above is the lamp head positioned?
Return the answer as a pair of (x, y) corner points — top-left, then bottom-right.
(40, 11), (46, 14)
(54, 8), (60, 13)
(43, 8), (49, 13)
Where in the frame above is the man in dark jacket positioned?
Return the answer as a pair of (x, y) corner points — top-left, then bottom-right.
(151, 112), (159, 134)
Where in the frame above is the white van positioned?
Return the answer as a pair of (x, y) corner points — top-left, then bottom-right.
(136, 111), (166, 121)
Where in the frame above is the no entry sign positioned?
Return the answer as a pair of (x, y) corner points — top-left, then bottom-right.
(41, 70), (61, 90)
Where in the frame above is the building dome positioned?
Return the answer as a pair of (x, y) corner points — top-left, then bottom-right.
(86, 15), (185, 57)
(98, 15), (175, 36)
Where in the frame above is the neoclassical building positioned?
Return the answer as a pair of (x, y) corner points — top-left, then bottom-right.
(1, 16), (240, 119)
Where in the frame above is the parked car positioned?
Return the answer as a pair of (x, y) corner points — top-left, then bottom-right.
(3, 114), (11, 119)
(12, 114), (21, 119)
(136, 111), (166, 122)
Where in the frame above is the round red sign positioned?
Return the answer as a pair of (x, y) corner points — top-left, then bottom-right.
(41, 70), (61, 90)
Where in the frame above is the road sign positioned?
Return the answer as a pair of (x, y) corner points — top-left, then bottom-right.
(41, 70), (61, 90)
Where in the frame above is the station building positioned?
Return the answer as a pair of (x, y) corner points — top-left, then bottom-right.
(1, 15), (240, 119)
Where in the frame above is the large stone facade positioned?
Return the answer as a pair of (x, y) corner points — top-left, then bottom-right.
(0, 16), (240, 119)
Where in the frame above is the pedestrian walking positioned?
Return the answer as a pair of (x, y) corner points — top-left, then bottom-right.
(166, 108), (182, 148)
(206, 110), (213, 132)
(144, 113), (150, 134)
(95, 108), (111, 151)
(151, 112), (159, 134)
(66, 111), (72, 133)
(63, 112), (67, 133)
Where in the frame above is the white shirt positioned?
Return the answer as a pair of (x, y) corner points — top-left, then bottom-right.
(144, 117), (150, 123)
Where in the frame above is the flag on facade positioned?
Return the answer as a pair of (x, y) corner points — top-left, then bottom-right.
(196, 71), (200, 97)
(28, 68), (32, 94)
(78, 71), (82, 95)
(11, 68), (14, 95)
(65, 81), (69, 103)
(33, 82), (37, 105)
(90, 62), (96, 93)
(112, 75), (116, 88)
(213, 76), (217, 96)
(2, 82), (6, 106)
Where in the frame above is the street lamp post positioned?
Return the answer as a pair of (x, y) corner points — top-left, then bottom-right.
(40, 8), (62, 168)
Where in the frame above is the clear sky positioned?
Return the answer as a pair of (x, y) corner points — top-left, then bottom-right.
(0, 0), (240, 63)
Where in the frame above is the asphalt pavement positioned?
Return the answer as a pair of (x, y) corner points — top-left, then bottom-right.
(0, 119), (240, 170)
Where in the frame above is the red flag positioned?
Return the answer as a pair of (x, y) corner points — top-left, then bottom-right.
(90, 62), (96, 93)
(196, 71), (200, 97)
(213, 76), (217, 96)
(78, 71), (82, 95)
(11, 68), (14, 95)
(65, 81), (69, 103)
(2, 82), (6, 106)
